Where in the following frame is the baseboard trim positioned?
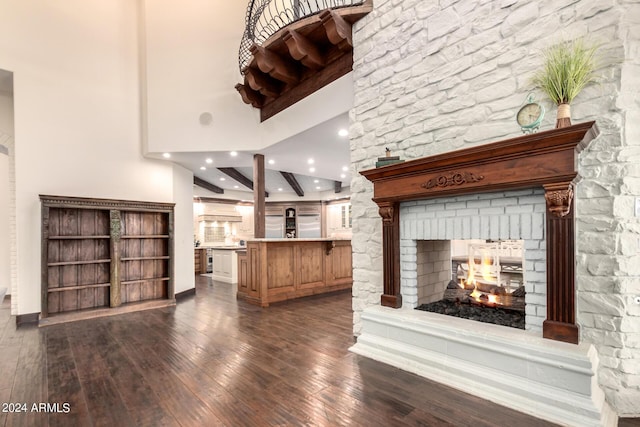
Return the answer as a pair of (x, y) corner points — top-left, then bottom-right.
(16, 312), (40, 326)
(38, 299), (176, 327)
(175, 288), (196, 300)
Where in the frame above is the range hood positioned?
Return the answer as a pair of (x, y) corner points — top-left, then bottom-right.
(198, 214), (242, 223)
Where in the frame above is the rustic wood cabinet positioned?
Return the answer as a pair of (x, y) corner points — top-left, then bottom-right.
(194, 248), (207, 274)
(237, 239), (352, 307)
(40, 195), (175, 319)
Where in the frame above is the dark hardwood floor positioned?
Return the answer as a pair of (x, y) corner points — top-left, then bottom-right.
(0, 277), (629, 426)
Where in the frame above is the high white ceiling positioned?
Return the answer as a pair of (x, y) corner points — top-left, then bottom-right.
(1, 63), (352, 201)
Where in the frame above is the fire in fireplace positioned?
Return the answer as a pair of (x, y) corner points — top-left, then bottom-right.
(416, 239), (526, 329)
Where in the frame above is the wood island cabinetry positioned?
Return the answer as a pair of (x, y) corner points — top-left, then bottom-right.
(194, 248), (207, 274)
(237, 238), (352, 307)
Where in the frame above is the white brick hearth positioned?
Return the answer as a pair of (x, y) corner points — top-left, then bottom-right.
(350, 307), (617, 427)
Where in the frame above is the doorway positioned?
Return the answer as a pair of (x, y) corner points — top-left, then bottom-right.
(0, 69), (15, 313)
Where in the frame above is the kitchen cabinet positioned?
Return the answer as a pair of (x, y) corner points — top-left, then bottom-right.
(326, 202), (352, 236)
(263, 202), (323, 239)
(194, 248), (207, 274)
(238, 209), (254, 234)
(285, 208), (296, 238)
(211, 248), (238, 284)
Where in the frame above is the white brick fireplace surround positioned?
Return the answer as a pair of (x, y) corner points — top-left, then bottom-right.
(351, 189), (617, 426)
(350, 122), (618, 426)
(399, 188), (547, 331)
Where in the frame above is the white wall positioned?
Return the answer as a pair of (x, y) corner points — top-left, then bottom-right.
(142, 0), (353, 155)
(0, 0), (193, 315)
(172, 164), (195, 293)
(0, 152), (8, 297)
(0, 89), (12, 298)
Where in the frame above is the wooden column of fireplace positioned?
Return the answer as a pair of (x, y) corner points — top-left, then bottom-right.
(360, 122), (598, 344)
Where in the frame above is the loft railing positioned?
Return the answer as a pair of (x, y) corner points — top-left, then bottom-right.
(239, 0), (365, 73)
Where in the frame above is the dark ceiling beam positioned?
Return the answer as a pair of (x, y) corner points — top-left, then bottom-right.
(218, 167), (269, 197)
(193, 176), (224, 194)
(280, 171), (304, 197)
(334, 181), (342, 194)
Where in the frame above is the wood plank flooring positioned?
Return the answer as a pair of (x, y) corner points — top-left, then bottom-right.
(0, 277), (632, 426)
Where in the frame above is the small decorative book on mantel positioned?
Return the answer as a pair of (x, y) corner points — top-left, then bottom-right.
(375, 148), (404, 168)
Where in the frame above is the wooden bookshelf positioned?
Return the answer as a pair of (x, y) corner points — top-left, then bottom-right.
(40, 195), (175, 319)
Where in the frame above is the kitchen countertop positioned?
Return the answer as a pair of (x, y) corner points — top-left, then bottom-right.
(247, 238), (351, 242)
(195, 245), (245, 250)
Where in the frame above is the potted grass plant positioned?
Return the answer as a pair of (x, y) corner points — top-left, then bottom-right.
(531, 38), (599, 128)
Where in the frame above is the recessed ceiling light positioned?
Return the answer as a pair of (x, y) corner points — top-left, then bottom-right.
(309, 167), (315, 173)
(340, 174), (346, 179)
(162, 153), (171, 158)
(316, 186), (321, 190)
(234, 185), (239, 189)
(230, 151), (238, 157)
(220, 177), (226, 181)
(268, 159), (275, 165)
(206, 158), (213, 164)
(342, 166), (348, 171)
(314, 179), (319, 183)
(200, 166), (206, 170)
(307, 158), (314, 164)
(278, 188), (283, 191)
(338, 129), (348, 137)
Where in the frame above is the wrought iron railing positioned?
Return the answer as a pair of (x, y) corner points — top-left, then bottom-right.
(239, 0), (365, 73)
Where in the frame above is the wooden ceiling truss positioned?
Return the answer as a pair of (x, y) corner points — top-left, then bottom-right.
(280, 171), (305, 197)
(194, 176), (224, 194)
(218, 167), (270, 197)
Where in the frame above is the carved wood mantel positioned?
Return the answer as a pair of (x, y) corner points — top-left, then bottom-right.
(360, 122), (599, 344)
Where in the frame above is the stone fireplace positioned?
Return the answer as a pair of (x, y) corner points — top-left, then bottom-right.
(350, 123), (617, 426)
(358, 122), (601, 344)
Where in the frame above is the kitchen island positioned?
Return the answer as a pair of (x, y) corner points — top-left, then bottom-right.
(236, 238), (352, 307)
(209, 246), (239, 284)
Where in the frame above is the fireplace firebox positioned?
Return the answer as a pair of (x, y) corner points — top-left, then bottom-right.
(415, 239), (526, 329)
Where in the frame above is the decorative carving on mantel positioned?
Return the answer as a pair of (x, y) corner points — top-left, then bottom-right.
(379, 204), (394, 224)
(422, 171), (485, 190)
(544, 183), (574, 217)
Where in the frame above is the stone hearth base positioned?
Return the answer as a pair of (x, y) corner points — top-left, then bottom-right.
(350, 306), (617, 427)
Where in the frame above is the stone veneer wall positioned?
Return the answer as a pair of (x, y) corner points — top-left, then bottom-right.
(349, 0), (640, 416)
(401, 189), (547, 332)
